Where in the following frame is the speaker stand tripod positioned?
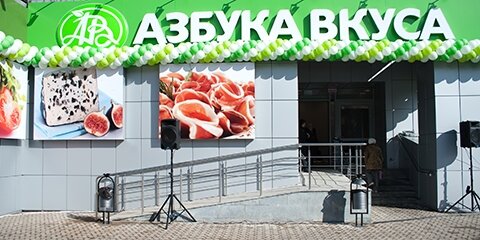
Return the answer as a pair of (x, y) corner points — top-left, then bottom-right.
(445, 147), (480, 213)
(149, 149), (196, 229)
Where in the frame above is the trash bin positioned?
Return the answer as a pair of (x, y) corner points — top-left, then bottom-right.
(350, 174), (369, 226)
(97, 173), (115, 224)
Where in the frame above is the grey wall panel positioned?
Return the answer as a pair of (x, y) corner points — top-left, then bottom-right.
(254, 100), (272, 138)
(43, 176), (67, 210)
(125, 67), (143, 102)
(66, 141), (91, 176)
(272, 62), (298, 100)
(91, 141), (116, 176)
(43, 141), (67, 175)
(67, 176), (92, 211)
(124, 102), (142, 139)
(115, 140), (142, 172)
(18, 140), (43, 175)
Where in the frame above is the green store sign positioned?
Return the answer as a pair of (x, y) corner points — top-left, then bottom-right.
(27, 0), (480, 47)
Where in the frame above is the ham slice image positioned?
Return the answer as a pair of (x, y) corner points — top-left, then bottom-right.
(159, 93), (174, 108)
(160, 72), (183, 92)
(209, 80), (245, 111)
(159, 105), (173, 122)
(173, 99), (223, 139)
(175, 89), (211, 105)
(218, 110), (250, 135)
(235, 95), (255, 125)
(242, 81), (255, 97)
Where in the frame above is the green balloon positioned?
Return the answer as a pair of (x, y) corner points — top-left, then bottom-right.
(88, 48), (97, 56)
(139, 46), (147, 56)
(80, 52), (90, 62)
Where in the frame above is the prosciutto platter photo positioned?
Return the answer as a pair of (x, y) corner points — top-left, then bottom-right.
(159, 63), (255, 139)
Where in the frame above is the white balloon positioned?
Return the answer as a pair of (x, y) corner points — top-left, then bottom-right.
(217, 56), (225, 62)
(59, 61), (68, 68)
(349, 52), (356, 60)
(40, 56), (49, 64)
(322, 51), (330, 59)
(428, 52), (438, 61)
(169, 49), (179, 59)
(203, 45), (213, 53)
(144, 51), (153, 60)
(0, 31), (5, 42)
(382, 48), (392, 56)
(368, 58), (375, 63)
(88, 58), (96, 66)
(68, 52), (78, 61)
(119, 53), (128, 61)
(44, 50), (54, 60)
(289, 56), (296, 61)
(302, 46), (312, 55)
(135, 62), (143, 67)
(315, 56), (323, 62)
(421, 57), (429, 63)
(355, 46), (366, 55)
(177, 44), (187, 54)
(436, 46), (446, 55)
(461, 46), (472, 55)
(222, 49), (231, 58)
(93, 52), (103, 61)
(282, 41), (292, 50)
(342, 56), (349, 62)
(311, 40), (319, 49)
(409, 47), (420, 56)
(151, 45), (161, 54)
(51, 45), (60, 53)
(38, 61), (48, 69)
(196, 51), (206, 59)
(328, 46), (339, 55)
(228, 43), (239, 52)
(275, 47), (285, 56)
(113, 59), (122, 67)
(375, 52), (384, 61)
(295, 52), (303, 60)
(248, 48), (258, 58)
(472, 57), (480, 63)
(256, 42), (266, 51)
(164, 55), (172, 63)
(454, 51), (463, 59)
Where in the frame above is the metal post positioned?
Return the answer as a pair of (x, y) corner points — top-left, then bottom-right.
(141, 174), (144, 214)
(333, 145), (337, 170)
(223, 162), (227, 196)
(187, 168), (192, 201)
(340, 145), (344, 174)
(179, 169), (183, 202)
(359, 148), (363, 175)
(219, 162), (223, 202)
(154, 172), (158, 206)
(256, 156), (260, 191)
(121, 177), (125, 211)
(259, 155), (263, 196)
(348, 147), (352, 179)
(114, 176), (119, 212)
(308, 146), (312, 190)
(355, 147), (359, 176)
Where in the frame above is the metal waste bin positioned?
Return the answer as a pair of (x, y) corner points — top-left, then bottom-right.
(97, 173), (115, 224)
(350, 174), (369, 226)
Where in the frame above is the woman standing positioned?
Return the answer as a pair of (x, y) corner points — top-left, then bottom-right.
(364, 138), (383, 192)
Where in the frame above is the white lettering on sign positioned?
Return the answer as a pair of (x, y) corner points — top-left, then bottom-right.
(310, 9), (337, 41)
(394, 8), (421, 40)
(241, 10), (269, 41)
(133, 8), (455, 44)
(269, 9), (302, 41)
(370, 9), (396, 40)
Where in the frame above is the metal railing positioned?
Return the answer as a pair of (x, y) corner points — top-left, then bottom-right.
(101, 142), (366, 213)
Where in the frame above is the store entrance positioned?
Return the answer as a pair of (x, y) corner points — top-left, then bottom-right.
(298, 62), (386, 166)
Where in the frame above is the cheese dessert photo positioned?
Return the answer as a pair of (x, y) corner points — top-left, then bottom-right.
(33, 67), (124, 140)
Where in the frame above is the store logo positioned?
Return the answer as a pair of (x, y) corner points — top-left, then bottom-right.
(57, 4), (128, 48)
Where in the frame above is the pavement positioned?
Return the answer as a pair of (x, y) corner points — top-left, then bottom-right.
(1, 206), (480, 240)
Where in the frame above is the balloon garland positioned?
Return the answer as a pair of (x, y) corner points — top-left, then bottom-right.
(0, 31), (479, 69)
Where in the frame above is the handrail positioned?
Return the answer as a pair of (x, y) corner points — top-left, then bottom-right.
(394, 133), (433, 175)
(112, 144), (299, 177)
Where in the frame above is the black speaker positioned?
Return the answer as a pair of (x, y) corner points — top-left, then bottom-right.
(460, 121), (480, 148)
(161, 119), (181, 150)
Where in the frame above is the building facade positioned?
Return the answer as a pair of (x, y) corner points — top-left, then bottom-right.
(0, 0), (479, 215)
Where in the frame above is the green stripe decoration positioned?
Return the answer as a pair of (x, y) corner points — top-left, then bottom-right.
(0, 31), (479, 69)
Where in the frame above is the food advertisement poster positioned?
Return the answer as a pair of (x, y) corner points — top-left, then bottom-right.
(0, 60), (28, 139)
(159, 63), (255, 140)
(34, 67), (124, 140)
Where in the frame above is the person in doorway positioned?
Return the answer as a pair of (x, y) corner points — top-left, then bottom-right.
(364, 138), (383, 192)
(299, 119), (309, 172)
